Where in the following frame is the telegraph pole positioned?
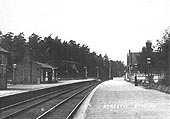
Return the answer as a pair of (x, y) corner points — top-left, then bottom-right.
(168, 39), (170, 85)
(84, 67), (87, 79)
(146, 40), (152, 87)
(109, 61), (112, 79)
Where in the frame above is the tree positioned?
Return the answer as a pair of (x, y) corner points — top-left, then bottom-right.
(0, 32), (26, 74)
(12, 32), (26, 63)
(111, 60), (125, 77)
(137, 28), (169, 85)
(0, 30), (125, 81)
(0, 32), (14, 51)
(28, 33), (42, 61)
(153, 28), (169, 85)
(154, 38), (169, 72)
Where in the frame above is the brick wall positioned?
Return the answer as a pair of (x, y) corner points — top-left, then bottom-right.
(15, 61), (41, 84)
(16, 63), (31, 84)
(31, 62), (41, 84)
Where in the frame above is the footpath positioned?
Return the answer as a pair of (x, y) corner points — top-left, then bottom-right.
(74, 78), (170, 119)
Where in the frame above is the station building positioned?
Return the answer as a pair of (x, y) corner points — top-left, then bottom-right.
(0, 47), (9, 89)
(15, 46), (58, 84)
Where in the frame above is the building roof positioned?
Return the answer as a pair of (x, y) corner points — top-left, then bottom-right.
(34, 61), (53, 69)
(62, 60), (78, 64)
(0, 47), (9, 54)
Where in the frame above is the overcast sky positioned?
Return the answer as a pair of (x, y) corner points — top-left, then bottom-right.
(1, 0), (170, 64)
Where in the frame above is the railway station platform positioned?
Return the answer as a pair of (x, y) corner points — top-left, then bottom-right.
(0, 78), (95, 98)
(74, 77), (170, 119)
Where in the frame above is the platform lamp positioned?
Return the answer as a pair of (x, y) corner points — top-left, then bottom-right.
(147, 57), (151, 87)
(76, 70), (79, 79)
(84, 67), (87, 79)
(134, 63), (138, 74)
(147, 57), (151, 75)
(13, 64), (17, 84)
(95, 67), (99, 79)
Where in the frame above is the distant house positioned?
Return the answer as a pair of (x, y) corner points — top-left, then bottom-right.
(127, 51), (140, 66)
(0, 47), (9, 89)
(127, 40), (153, 78)
(15, 46), (58, 84)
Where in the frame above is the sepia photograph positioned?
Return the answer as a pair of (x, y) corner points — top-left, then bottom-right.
(0, 0), (170, 118)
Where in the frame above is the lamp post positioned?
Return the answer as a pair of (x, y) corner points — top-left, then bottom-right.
(147, 57), (151, 87)
(147, 58), (151, 74)
(109, 61), (112, 79)
(84, 67), (87, 79)
(13, 64), (17, 85)
(134, 64), (138, 86)
(134, 63), (138, 74)
(76, 70), (79, 79)
(95, 67), (99, 79)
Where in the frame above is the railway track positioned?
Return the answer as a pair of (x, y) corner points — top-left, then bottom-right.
(0, 82), (98, 119)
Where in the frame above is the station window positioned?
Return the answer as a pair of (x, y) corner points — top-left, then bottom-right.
(0, 55), (7, 65)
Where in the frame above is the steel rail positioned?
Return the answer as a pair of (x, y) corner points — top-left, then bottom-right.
(36, 84), (96, 119)
(0, 87), (70, 111)
(0, 85), (85, 119)
(65, 90), (92, 119)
